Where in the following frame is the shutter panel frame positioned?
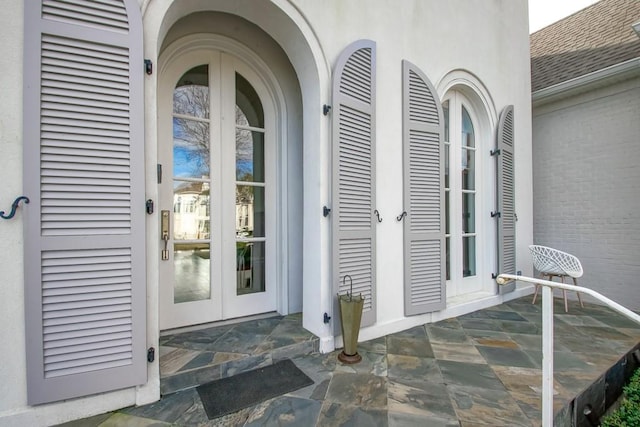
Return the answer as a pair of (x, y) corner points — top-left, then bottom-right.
(331, 40), (377, 335)
(401, 60), (446, 316)
(23, 0), (146, 405)
(496, 105), (516, 294)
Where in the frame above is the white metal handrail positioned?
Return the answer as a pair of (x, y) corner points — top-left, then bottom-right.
(496, 274), (640, 427)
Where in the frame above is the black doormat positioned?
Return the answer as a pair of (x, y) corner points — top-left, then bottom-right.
(196, 359), (314, 420)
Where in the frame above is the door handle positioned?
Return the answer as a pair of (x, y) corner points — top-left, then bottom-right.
(161, 210), (170, 260)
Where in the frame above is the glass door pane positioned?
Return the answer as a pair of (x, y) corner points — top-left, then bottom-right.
(174, 243), (210, 303)
(235, 185), (265, 237)
(463, 236), (476, 278)
(172, 65), (212, 303)
(461, 106), (476, 277)
(235, 72), (266, 295)
(236, 242), (265, 294)
(443, 100), (451, 281)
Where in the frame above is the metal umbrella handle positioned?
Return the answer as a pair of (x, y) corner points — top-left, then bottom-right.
(343, 274), (353, 301)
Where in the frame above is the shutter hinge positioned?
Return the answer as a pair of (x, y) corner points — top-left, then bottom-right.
(491, 211), (501, 218)
(157, 164), (162, 184)
(146, 199), (154, 215)
(323, 206), (331, 217)
(323, 104), (332, 116)
(147, 347), (155, 363)
(490, 148), (501, 156)
(324, 312), (331, 324)
(144, 59), (153, 75)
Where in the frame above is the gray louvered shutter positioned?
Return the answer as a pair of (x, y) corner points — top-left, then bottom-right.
(332, 40), (376, 334)
(496, 105), (516, 293)
(401, 61), (445, 316)
(23, 0), (146, 405)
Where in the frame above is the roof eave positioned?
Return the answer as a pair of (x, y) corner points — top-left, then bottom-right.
(532, 58), (640, 107)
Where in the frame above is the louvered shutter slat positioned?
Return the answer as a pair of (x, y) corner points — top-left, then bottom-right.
(332, 40), (377, 334)
(44, 332), (132, 350)
(402, 61), (446, 316)
(23, 0), (145, 405)
(40, 246), (135, 370)
(43, 0), (129, 32)
(496, 105), (516, 293)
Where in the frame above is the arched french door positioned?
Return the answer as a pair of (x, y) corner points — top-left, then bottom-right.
(443, 91), (484, 297)
(158, 49), (276, 330)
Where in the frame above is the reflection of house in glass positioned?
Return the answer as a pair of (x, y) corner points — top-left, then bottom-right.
(235, 191), (254, 237)
(173, 181), (210, 240)
(172, 180), (257, 240)
(236, 188), (261, 294)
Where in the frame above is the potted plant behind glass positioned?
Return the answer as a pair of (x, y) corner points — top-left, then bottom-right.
(337, 275), (364, 364)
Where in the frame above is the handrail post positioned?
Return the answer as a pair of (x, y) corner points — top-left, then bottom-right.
(541, 285), (554, 427)
(497, 273), (640, 427)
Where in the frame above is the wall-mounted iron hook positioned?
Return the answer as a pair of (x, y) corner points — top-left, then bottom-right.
(0, 196), (29, 220)
(396, 211), (407, 222)
(373, 210), (383, 223)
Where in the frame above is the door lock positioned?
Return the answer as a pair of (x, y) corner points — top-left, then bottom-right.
(161, 210), (170, 261)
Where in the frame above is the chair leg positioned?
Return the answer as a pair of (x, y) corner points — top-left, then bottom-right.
(574, 277), (584, 308)
(532, 273), (547, 304)
(532, 284), (540, 305)
(561, 276), (569, 313)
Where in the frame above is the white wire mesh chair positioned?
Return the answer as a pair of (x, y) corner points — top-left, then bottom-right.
(529, 245), (584, 312)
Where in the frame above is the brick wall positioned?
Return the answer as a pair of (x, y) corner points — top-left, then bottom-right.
(532, 79), (640, 310)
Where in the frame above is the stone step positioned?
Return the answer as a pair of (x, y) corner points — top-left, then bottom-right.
(161, 338), (319, 395)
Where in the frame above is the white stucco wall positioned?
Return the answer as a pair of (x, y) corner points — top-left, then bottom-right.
(0, 0), (27, 420)
(291, 0), (534, 340)
(533, 77), (640, 310)
(0, 0), (533, 425)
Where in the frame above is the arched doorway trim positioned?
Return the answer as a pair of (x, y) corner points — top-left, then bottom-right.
(143, 1), (334, 347)
(437, 69), (498, 129)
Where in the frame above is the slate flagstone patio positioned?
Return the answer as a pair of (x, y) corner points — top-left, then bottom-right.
(56, 296), (640, 427)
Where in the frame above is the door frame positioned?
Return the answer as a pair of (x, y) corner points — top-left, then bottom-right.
(438, 71), (499, 302)
(157, 34), (290, 329)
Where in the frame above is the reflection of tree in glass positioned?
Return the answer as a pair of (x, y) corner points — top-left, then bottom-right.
(235, 106), (254, 180)
(172, 84), (255, 180)
(174, 118), (210, 176)
(235, 109), (256, 205)
(173, 85), (210, 177)
(174, 85), (209, 117)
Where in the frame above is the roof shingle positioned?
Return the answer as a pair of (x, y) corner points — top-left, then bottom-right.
(530, 0), (640, 92)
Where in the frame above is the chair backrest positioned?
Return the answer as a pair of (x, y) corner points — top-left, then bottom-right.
(529, 245), (583, 278)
